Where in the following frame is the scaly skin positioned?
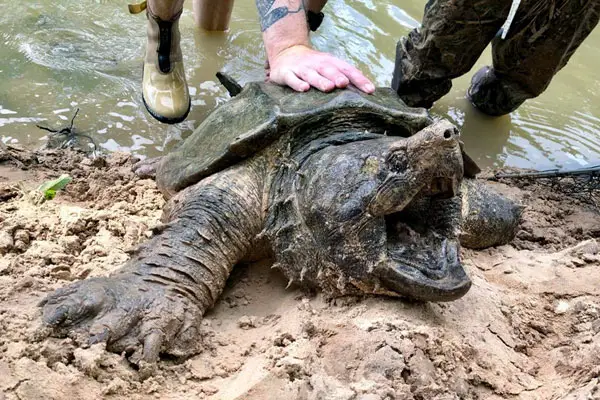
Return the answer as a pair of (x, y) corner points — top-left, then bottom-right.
(267, 120), (469, 299)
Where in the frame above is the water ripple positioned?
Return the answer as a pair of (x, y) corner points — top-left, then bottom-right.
(1, 0), (600, 167)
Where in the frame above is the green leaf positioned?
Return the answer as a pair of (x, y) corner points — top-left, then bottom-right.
(36, 174), (72, 200)
(44, 189), (57, 200)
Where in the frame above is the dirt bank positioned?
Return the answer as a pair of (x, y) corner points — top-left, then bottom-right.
(0, 146), (599, 400)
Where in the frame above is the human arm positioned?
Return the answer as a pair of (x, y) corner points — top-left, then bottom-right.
(257, 0), (375, 93)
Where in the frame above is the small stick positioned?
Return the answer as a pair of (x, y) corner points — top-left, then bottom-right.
(494, 165), (600, 180)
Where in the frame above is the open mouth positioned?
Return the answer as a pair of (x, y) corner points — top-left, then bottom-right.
(423, 176), (460, 199)
(377, 187), (472, 302)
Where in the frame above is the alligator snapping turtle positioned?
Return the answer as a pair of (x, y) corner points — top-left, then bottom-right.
(40, 80), (521, 364)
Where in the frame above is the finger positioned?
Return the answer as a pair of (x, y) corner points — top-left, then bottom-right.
(277, 70), (310, 92)
(317, 65), (349, 89)
(333, 60), (375, 94)
(296, 68), (335, 92)
(136, 296), (186, 363)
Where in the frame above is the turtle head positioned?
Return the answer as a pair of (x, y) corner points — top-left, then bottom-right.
(370, 120), (471, 301)
(268, 120), (470, 302)
(368, 120), (464, 217)
(367, 120), (469, 301)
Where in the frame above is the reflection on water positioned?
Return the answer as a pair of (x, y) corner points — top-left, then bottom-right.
(1, 0), (600, 169)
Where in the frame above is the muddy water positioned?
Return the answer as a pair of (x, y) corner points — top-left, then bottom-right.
(1, 0), (600, 170)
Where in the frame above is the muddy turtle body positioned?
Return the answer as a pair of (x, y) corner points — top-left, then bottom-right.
(41, 80), (521, 366)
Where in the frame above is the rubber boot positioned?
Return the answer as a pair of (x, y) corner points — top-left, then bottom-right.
(142, 8), (190, 124)
(467, 66), (529, 117)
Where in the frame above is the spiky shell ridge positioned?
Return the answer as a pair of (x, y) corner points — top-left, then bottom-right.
(155, 83), (432, 197)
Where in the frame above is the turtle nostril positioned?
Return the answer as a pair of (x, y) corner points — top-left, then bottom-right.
(442, 127), (459, 140)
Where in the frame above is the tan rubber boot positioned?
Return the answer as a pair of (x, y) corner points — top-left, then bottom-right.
(141, 6), (190, 124)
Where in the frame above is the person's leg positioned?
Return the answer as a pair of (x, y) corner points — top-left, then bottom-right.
(192, 0), (234, 31)
(392, 0), (511, 108)
(469, 0), (600, 116)
(142, 0), (190, 124)
(149, 0), (184, 19)
(307, 0), (327, 12)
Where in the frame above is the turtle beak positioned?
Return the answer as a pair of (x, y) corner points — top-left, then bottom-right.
(375, 194), (471, 302)
(379, 230), (471, 302)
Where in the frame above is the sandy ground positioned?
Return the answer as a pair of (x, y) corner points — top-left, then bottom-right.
(0, 146), (599, 400)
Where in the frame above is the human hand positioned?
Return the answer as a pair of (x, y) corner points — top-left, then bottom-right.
(267, 45), (375, 94)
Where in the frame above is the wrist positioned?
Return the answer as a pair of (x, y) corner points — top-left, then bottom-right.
(259, 0), (311, 64)
(267, 43), (311, 65)
(264, 33), (311, 62)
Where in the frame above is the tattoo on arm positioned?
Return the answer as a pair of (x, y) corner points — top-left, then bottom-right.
(256, 0), (306, 32)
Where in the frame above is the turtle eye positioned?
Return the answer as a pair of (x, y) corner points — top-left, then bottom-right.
(386, 149), (408, 172)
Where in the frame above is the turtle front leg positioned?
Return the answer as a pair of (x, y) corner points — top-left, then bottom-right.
(40, 164), (265, 365)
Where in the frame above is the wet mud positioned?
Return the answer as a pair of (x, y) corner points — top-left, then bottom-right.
(0, 146), (599, 400)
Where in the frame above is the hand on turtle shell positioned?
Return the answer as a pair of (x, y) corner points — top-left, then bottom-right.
(39, 274), (203, 367)
(267, 44), (375, 94)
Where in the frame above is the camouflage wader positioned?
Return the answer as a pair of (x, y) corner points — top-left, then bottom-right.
(392, 0), (600, 116)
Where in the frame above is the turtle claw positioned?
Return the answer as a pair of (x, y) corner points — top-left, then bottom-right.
(88, 328), (110, 346)
(44, 305), (71, 326)
(41, 278), (113, 329)
(141, 330), (163, 364)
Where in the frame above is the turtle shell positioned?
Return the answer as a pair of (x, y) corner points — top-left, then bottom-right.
(156, 82), (477, 196)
